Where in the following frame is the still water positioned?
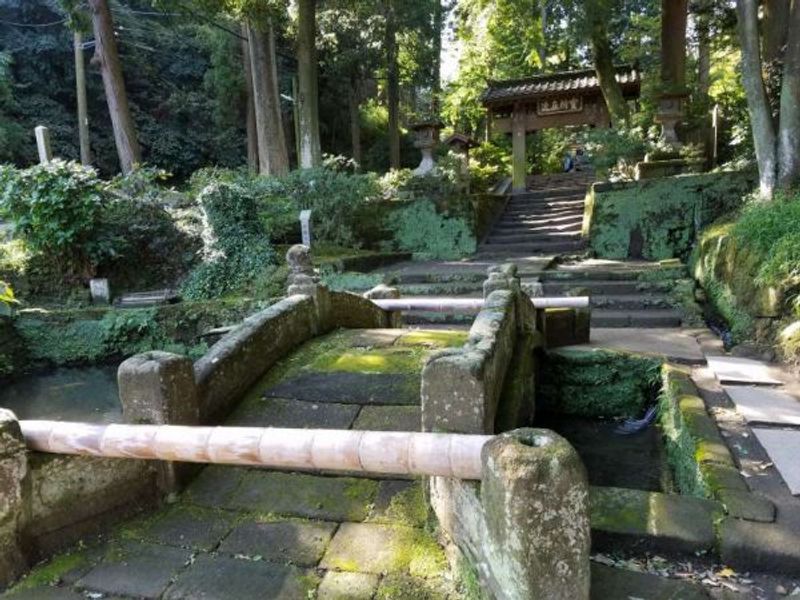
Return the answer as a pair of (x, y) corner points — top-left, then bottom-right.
(0, 365), (122, 423)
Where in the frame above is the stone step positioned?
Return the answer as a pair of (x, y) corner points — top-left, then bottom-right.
(507, 195), (586, 208)
(588, 294), (673, 310)
(389, 271), (486, 285)
(505, 199), (585, 213)
(502, 206), (585, 219)
(591, 309), (682, 328)
(538, 280), (667, 295)
(538, 266), (687, 282)
(395, 281), (483, 295)
(513, 187), (588, 200)
(494, 214), (584, 229)
(489, 225), (583, 239)
(486, 231), (583, 245)
(479, 240), (587, 254)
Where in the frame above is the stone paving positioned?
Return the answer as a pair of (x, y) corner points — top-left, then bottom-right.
(4, 328), (470, 600)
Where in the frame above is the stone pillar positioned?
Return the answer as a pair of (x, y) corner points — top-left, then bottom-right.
(286, 244), (318, 297)
(0, 409), (28, 587)
(511, 107), (527, 193)
(481, 428), (591, 600)
(34, 126), (53, 164)
(118, 352), (200, 495)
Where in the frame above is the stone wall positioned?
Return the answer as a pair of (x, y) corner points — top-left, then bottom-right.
(583, 171), (753, 261)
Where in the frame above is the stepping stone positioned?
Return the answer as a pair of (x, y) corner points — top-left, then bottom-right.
(320, 523), (445, 577)
(752, 428), (800, 495)
(219, 520), (336, 566)
(227, 397), (360, 429)
(706, 356), (783, 385)
(225, 472), (378, 521)
(352, 405), (421, 431)
(125, 506), (235, 551)
(163, 554), (318, 600)
(724, 386), (800, 426)
(263, 372), (419, 405)
(76, 542), (191, 599)
(590, 564), (709, 600)
(317, 571), (379, 600)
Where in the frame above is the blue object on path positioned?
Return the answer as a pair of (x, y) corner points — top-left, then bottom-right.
(615, 405), (658, 435)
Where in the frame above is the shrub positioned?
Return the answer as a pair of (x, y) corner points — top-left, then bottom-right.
(0, 160), (111, 279)
(181, 182), (276, 300)
(0, 280), (18, 316)
(384, 200), (476, 260)
(579, 128), (649, 180)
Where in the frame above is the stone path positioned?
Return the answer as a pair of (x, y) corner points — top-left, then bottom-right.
(4, 328), (471, 600)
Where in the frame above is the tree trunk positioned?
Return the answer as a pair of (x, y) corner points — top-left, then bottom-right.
(537, 1), (548, 67)
(590, 17), (629, 127)
(74, 31), (91, 166)
(241, 23), (258, 172)
(661, 0), (688, 91)
(348, 76), (362, 170)
(736, 0), (777, 198)
(432, 0), (443, 114)
(763, 0), (790, 66)
(247, 22), (289, 176)
(697, 8), (711, 105)
(88, 0), (140, 174)
(297, 0), (322, 169)
(385, 0), (400, 169)
(777, 0), (800, 189)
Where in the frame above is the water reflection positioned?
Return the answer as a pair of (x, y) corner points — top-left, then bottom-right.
(0, 366), (121, 423)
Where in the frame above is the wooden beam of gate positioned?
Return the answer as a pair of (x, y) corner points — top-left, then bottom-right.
(372, 296), (589, 313)
(19, 421), (491, 480)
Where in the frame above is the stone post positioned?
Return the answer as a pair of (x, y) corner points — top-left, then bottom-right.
(481, 428), (591, 600)
(0, 409), (28, 587)
(364, 284), (402, 328)
(118, 352), (200, 495)
(286, 244), (318, 297)
(34, 126), (53, 164)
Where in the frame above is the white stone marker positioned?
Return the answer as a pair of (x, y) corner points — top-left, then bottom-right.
(752, 428), (800, 495)
(34, 125), (53, 164)
(724, 386), (800, 426)
(706, 356), (783, 385)
(299, 210), (312, 247)
(89, 278), (110, 305)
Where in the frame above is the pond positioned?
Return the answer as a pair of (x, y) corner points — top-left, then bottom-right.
(536, 413), (672, 493)
(0, 365), (122, 423)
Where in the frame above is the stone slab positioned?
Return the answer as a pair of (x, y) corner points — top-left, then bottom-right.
(163, 554), (318, 600)
(720, 518), (800, 574)
(375, 574), (449, 599)
(724, 386), (800, 426)
(717, 489), (776, 523)
(227, 397), (360, 429)
(320, 523), (422, 575)
(264, 372), (419, 406)
(706, 356), (783, 385)
(317, 571), (379, 600)
(76, 542), (191, 599)
(346, 329), (405, 348)
(183, 465), (246, 507)
(590, 564), (709, 600)
(590, 486), (719, 553)
(225, 472), (378, 521)
(3, 588), (87, 599)
(752, 428), (800, 495)
(584, 328), (705, 364)
(218, 520), (336, 566)
(131, 507), (235, 551)
(352, 405), (421, 432)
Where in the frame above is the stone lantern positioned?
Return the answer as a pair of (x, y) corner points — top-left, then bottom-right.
(411, 120), (443, 176)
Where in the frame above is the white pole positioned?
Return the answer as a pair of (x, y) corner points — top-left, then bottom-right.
(19, 421), (491, 480)
(372, 296), (590, 313)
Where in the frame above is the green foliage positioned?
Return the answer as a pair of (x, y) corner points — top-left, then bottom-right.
(181, 182), (276, 300)
(731, 191), (800, 287)
(0, 280), (18, 317)
(580, 127), (649, 179)
(0, 160), (110, 278)
(319, 268), (384, 292)
(0, 52), (24, 163)
(468, 140), (511, 191)
(384, 200), (476, 260)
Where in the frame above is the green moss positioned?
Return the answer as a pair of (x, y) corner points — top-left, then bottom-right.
(8, 549), (91, 591)
(377, 574), (448, 600)
(587, 172), (752, 261)
(370, 482), (430, 529)
(397, 330), (468, 349)
(538, 347), (662, 418)
(589, 488), (648, 532)
(311, 348), (421, 374)
(455, 556), (484, 600)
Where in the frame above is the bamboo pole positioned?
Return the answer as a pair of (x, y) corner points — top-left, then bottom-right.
(371, 296), (590, 313)
(18, 421), (491, 480)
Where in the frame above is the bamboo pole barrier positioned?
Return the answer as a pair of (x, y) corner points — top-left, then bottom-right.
(372, 296), (589, 313)
(18, 421), (492, 480)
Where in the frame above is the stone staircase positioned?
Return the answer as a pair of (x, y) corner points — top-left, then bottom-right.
(477, 173), (593, 258)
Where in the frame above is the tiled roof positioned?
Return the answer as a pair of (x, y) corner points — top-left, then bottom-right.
(481, 66), (640, 107)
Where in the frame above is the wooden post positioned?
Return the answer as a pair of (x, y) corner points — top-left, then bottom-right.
(511, 105), (527, 193)
(74, 31), (91, 165)
(34, 126), (53, 164)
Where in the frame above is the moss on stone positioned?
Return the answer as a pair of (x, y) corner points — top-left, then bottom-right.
(396, 329), (469, 349)
(311, 348), (421, 374)
(376, 574), (448, 600)
(376, 482), (430, 529)
(8, 548), (91, 591)
(538, 347), (661, 418)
